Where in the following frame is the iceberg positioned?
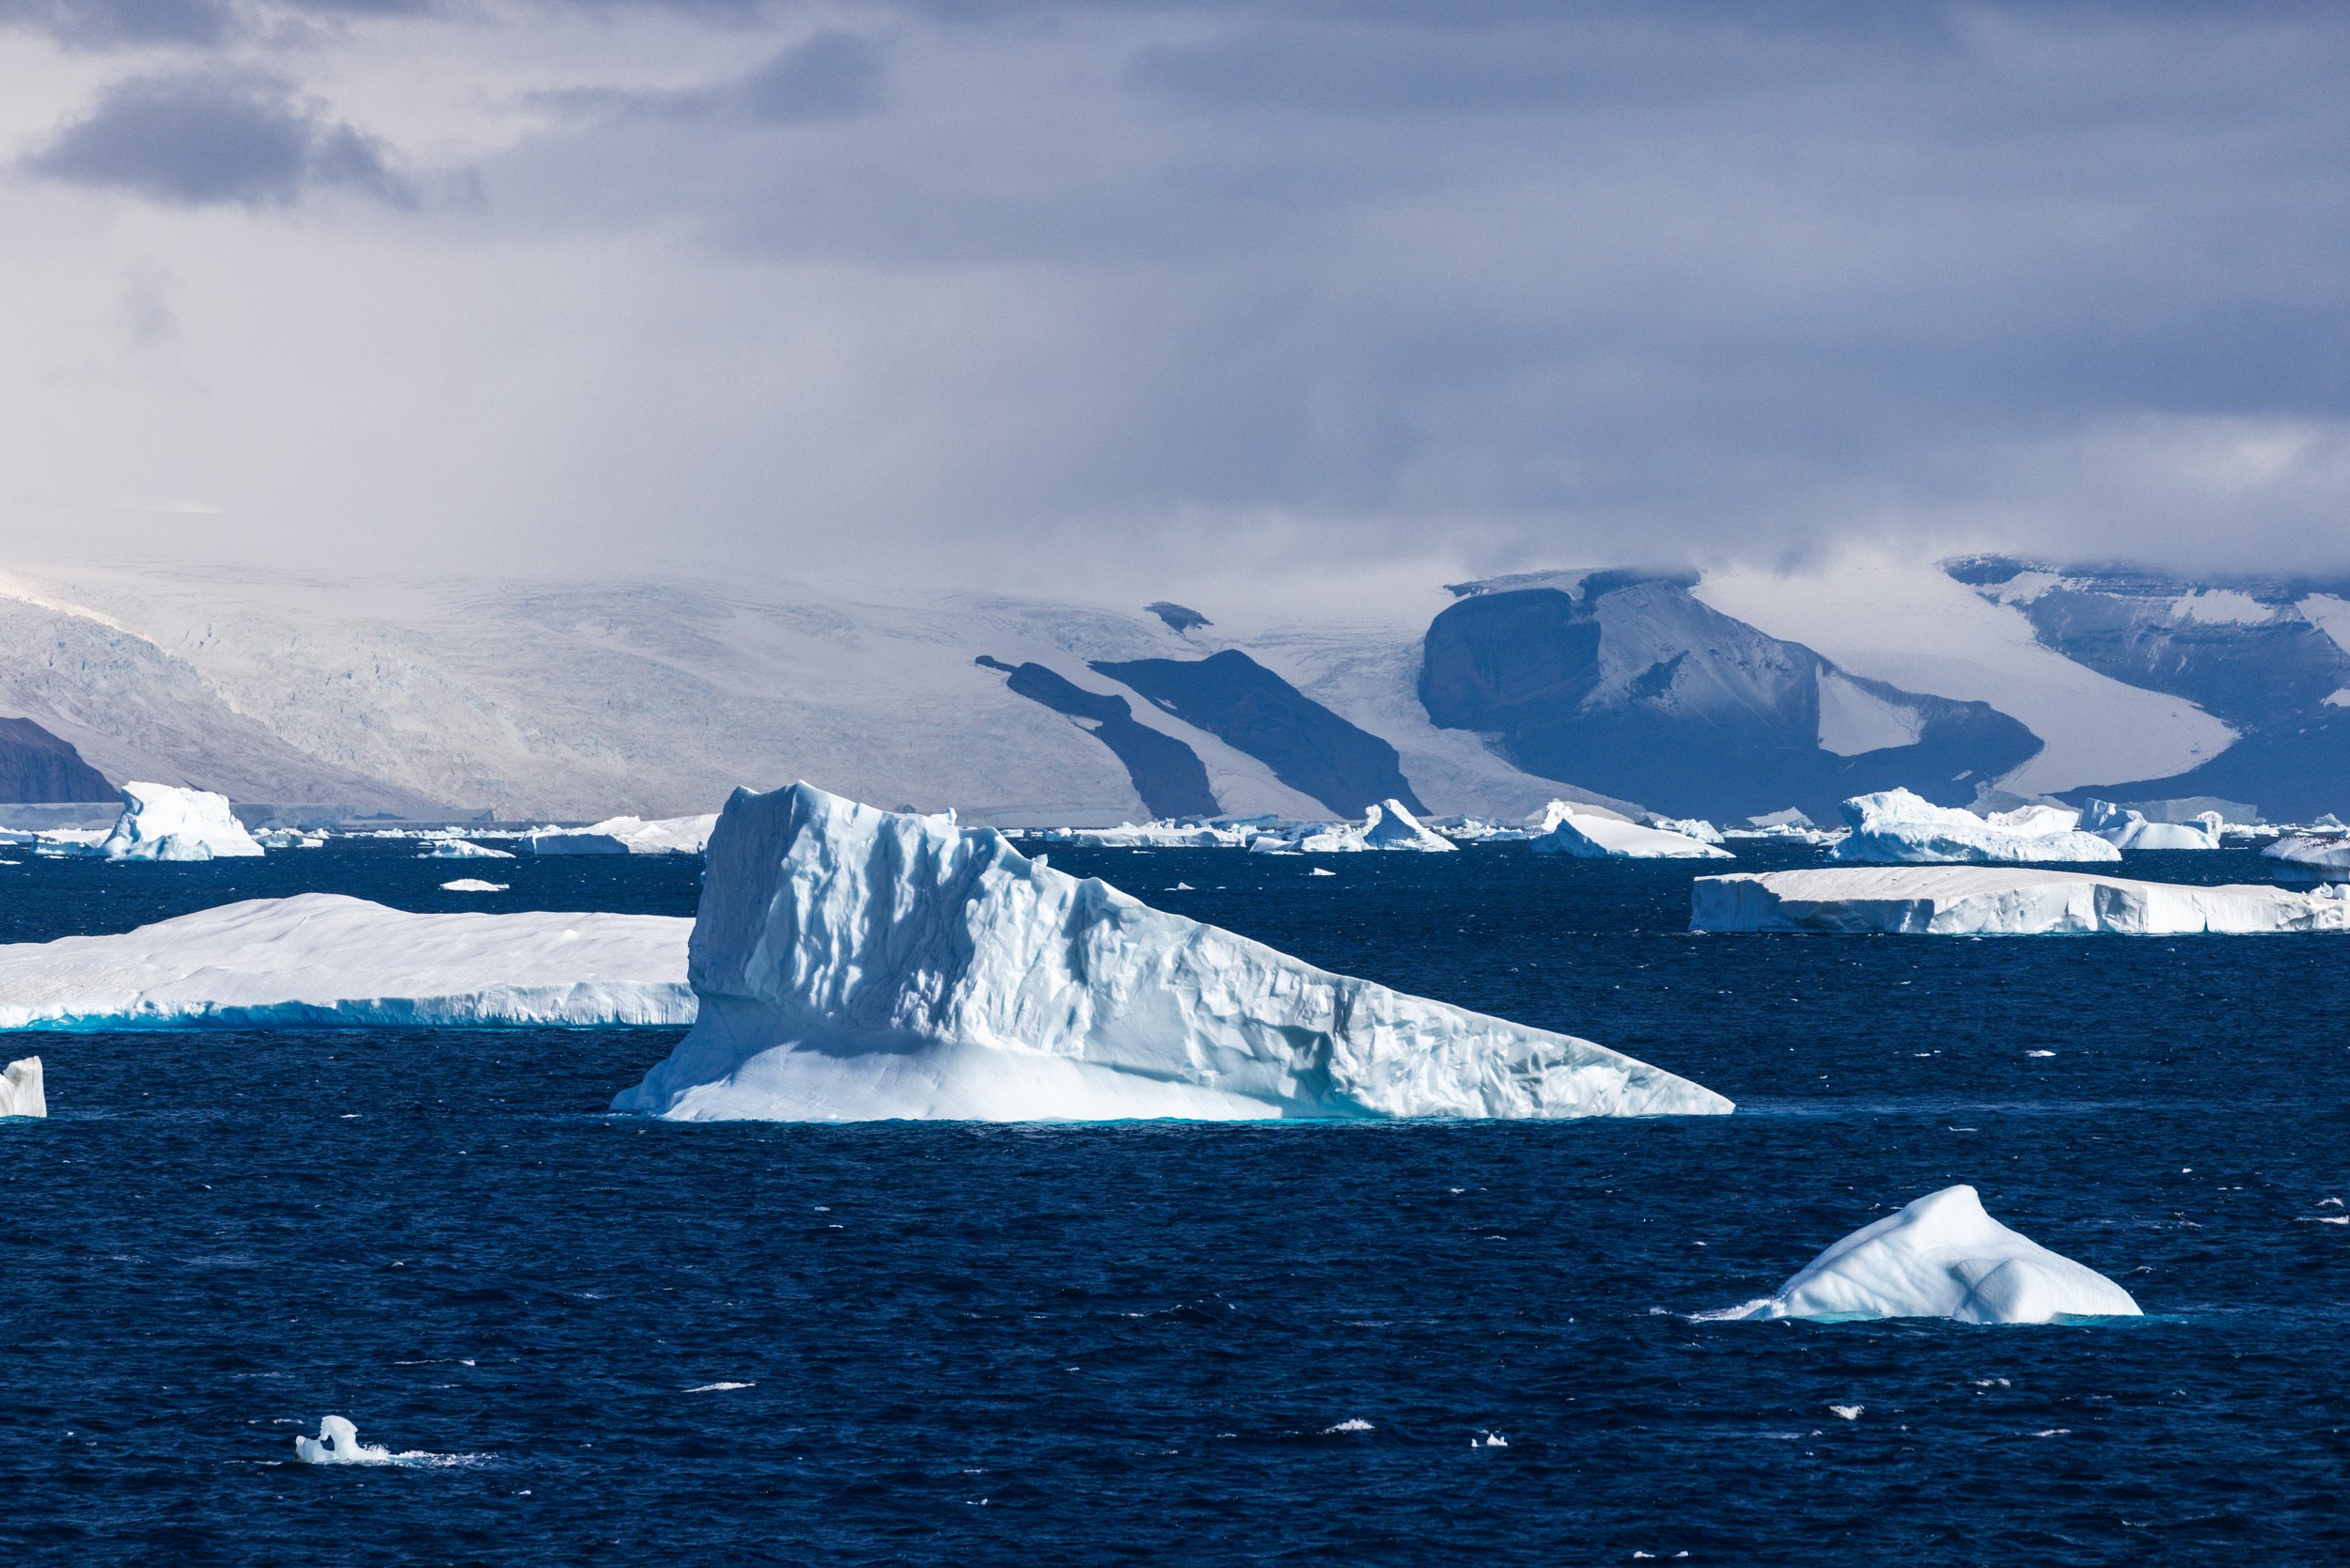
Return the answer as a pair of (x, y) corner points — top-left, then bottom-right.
(1649, 816), (1726, 844)
(1036, 821), (1254, 849)
(1828, 789), (2121, 864)
(0, 1055), (43, 1118)
(522, 813), (718, 856)
(1691, 866), (2350, 934)
(1534, 809), (1734, 860)
(1711, 1185), (2141, 1324)
(2078, 798), (2221, 851)
(295, 1417), (393, 1466)
(2264, 834), (2350, 874)
(96, 782), (265, 862)
(440, 878), (509, 892)
(1285, 800), (1457, 854)
(0, 894), (692, 1028)
(426, 839), (515, 860)
(612, 783), (1728, 1122)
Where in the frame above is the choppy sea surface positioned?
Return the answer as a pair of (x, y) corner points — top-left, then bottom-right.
(1, 839), (2344, 1564)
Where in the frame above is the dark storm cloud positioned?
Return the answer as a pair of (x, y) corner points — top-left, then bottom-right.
(24, 69), (415, 207)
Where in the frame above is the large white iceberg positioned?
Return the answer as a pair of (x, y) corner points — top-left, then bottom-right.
(96, 782), (265, 862)
(1533, 809), (1734, 860)
(0, 1055), (43, 1118)
(1691, 866), (2350, 934)
(612, 783), (1727, 1122)
(0, 894), (692, 1028)
(2264, 834), (2350, 874)
(523, 813), (718, 856)
(1828, 789), (2121, 865)
(1283, 800), (1457, 854)
(1711, 1184), (2141, 1324)
(2078, 799), (2221, 851)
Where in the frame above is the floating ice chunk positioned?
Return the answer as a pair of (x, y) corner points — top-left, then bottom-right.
(1534, 810), (1734, 860)
(1691, 866), (2350, 934)
(1827, 1404), (1863, 1420)
(97, 782), (265, 862)
(1286, 800), (1457, 854)
(1037, 821), (1254, 849)
(1324, 1419), (1374, 1434)
(254, 828), (326, 850)
(1648, 816), (1725, 845)
(523, 813), (717, 856)
(439, 879), (509, 892)
(1714, 1184), (2141, 1324)
(1829, 789), (2120, 864)
(2264, 834), (2350, 874)
(0, 894), (692, 1028)
(2077, 799), (2221, 851)
(426, 839), (515, 860)
(295, 1416), (394, 1465)
(0, 1055), (43, 1118)
(612, 783), (1728, 1122)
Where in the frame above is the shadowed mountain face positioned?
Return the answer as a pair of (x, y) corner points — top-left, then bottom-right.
(0, 716), (114, 803)
(1950, 558), (2350, 819)
(1419, 574), (2041, 822)
(979, 660), (1219, 819)
(1089, 650), (1424, 817)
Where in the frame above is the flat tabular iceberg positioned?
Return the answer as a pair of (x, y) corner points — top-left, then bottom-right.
(1533, 810), (1734, 860)
(1711, 1184), (2141, 1324)
(97, 782), (265, 862)
(612, 783), (1727, 1122)
(1036, 821), (1254, 849)
(1691, 866), (2350, 934)
(0, 894), (692, 1028)
(524, 813), (718, 855)
(1829, 789), (2120, 865)
(0, 1055), (43, 1118)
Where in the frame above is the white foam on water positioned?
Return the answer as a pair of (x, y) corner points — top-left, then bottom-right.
(1828, 1405), (1863, 1420)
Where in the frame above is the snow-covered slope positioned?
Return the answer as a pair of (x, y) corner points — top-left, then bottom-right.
(1709, 1184), (2141, 1324)
(1692, 866), (2350, 934)
(613, 783), (1729, 1122)
(0, 895), (692, 1027)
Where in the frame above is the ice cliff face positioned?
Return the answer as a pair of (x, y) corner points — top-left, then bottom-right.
(1713, 1184), (2141, 1324)
(612, 783), (1730, 1122)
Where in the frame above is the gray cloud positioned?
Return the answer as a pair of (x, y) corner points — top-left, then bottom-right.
(0, 0), (236, 47)
(551, 29), (886, 125)
(24, 69), (415, 207)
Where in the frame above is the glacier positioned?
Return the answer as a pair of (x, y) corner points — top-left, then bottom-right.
(0, 1055), (43, 1118)
(610, 783), (1728, 1122)
(1709, 1184), (2141, 1324)
(0, 894), (692, 1028)
(1828, 789), (2121, 864)
(1533, 809), (1734, 860)
(523, 813), (718, 855)
(1691, 866), (2350, 935)
(96, 782), (265, 862)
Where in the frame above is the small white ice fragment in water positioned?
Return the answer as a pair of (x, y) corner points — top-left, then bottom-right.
(1166, 883), (1195, 891)
(1308, 868), (1336, 877)
(2026, 1050), (2055, 1058)
(1828, 1404), (1863, 1420)
(295, 1416), (393, 1465)
(1, 1055), (44, 1118)
(685, 1382), (754, 1392)
(1475, 1431), (1508, 1447)
(1324, 1419), (1373, 1434)
(440, 879), (509, 893)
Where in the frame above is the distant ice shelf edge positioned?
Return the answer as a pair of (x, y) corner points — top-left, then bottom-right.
(611, 782), (1731, 1123)
(1691, 867), (2350, 935)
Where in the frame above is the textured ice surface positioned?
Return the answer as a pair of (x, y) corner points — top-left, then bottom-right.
(96, 782), (264, 862)
(295, 1417), (393, 1465)
(0, 894), (692, 1028)
(1829, 789), (2121, 864)
(523, 813), (718, 855)
(613, 783), (1728, 1122)
(2079, 798), (2221, 851)
(2264, 834), (2350, 873)
(1692, 866), (2350, 934)
(1712, 1184), (2141, 1324)
(1290, 799), (1456, 854)
(0, 1055), (43, 1118)
(1534, 810), (1734, 859)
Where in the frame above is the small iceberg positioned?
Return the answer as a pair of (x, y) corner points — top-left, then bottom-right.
(97, 782), (265, 862)
(1711, 1184), (2141, 1324)
(611, 783), (1727, 1122)
(440, 878), (509, 893)
(0, 1055), (44, 1118)
(295, 1416), (394, 1465)
(522, 813), (717, 856)
(1828, 789), (2120, 865)
(1287, 800), (1457, 854)
(1691, 866), (2350, 934)
(0, 894), (692, 1028)
(1036, 821), (1253, 849)
(426, 839), (515, 860)
(1533, 808), (1733, 860)
(2264, 834), (2350, 874)
(2078, 799), (2221, 851)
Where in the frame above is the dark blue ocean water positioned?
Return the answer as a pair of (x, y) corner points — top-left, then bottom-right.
(2, 840), (2345, 1564)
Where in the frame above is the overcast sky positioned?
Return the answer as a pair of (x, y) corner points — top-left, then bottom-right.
(1, 0), (2344, 606)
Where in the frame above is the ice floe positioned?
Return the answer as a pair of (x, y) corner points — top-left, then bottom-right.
(0, 1055), (44, 1118)
(1828, 789), (2120, 864)
(522, 813), (718, 855)
(1691, 866), (2350, 934)
(0, 894), (692, 1028)
(439, 878), (509, 892)
(1533, 809), (1734, 860)
(1706, 1184), (2141, 1324)
(611, 783), (1728, 1122)
(96, 782), (265, 862)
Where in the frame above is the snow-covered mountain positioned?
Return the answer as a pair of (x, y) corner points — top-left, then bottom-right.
(1, 556), (2344, 823)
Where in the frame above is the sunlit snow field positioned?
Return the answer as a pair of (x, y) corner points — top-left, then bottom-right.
(2, 840), (2345, 1562)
